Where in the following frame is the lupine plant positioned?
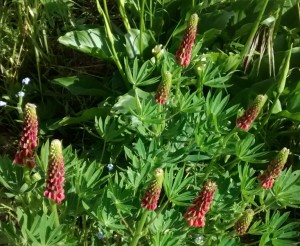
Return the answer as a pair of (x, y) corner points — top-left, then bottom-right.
(1, 1), (300, 246)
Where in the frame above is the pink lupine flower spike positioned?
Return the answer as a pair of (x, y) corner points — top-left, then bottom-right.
(141, 168), (164, 210)
(44, 139), (65, 204)
(176, 13), (199, 67)
(258, 147), (289, 189)
(184, 180), (217, 227)
(155, 71), (172, 104)
(14, 103), (38, 169)
(236, 94), (267, 131)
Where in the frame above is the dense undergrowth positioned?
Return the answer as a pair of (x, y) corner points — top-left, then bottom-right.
(1, 0), (300, 245)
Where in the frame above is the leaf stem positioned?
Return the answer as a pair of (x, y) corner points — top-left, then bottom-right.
(117, 0), (131, 32)
(260, 44), (293, 128)
(50, 200), (60, 227)
(130, 209), (149, 246)
(139, 0), (146, 57)
(95, 0), (129, 88)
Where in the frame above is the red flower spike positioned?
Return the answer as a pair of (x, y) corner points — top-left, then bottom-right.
(141, 168), (164, 210)
(14, 103), (38, 169)
(184, 180), (217, 227)
(155, 71), (172, 104)
(44, 139), (65, 204)
(236, 94), (267, 131)
(234, 209), (254, 235)
(176, 13), (199, 67)
(258, 147), (289, 189)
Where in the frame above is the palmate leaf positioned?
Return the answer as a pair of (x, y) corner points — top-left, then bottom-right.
(149, 209), (186, 246)
(17, 209), (67, 246)
(238, 163), (258, 206)
(265, 168), (300, 208)
(0, 156), (32, 197)
(235, 135), (268, 163)
(95, 116), (128, 142)
(163, 166), (193, 206)
(249, 211), (300, 246)
(124, 57), (159, 86)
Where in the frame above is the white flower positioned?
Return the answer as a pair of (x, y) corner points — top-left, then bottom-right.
(107, 163), (114, 171)
(0, 101), (7, 107)
(22, 77), (30, 85)
(18, 91), (25, 97)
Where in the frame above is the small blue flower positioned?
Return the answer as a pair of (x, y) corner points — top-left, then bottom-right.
(0, 101), (7, 107)
(96, 231), (105, 239)
(22, 77), (31, 85)
(107, 163), (114, 171)
(17, 91), (25, 97)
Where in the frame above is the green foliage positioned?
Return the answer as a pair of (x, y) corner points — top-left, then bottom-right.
(1, 0), (300, 245)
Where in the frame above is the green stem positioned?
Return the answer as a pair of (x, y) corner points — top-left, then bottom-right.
(130, 209), (149, 246)
(50, 200), (60, 227)
(95, 0), (129, 88)
(117, 0), (131, 32)
(260, 44), (293, 128)
(238, 0), (270, 68)
(139, 0), (145, 57)
(100, 140), (106, 163)
(202, 158), (216, 182)
(23, 168), (31, 185)
(222, 128), (238, 148)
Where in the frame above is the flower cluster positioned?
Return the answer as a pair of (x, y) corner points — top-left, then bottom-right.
(236, 94), (267, 131)
(258, 147), (290, 189)
(44, 139), (65, 204)
(184, 180), (217, 227)
(234, 209), (254, 235)
(14, 103), (38, 169)
(155, 71), (172, 104)
(176, 13), (199, 67)
(141, 168), (164, 210)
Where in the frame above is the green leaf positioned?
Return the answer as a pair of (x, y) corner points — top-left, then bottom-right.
(58, 27), (124, 61)
(124, 29), (151, 58)
(235, 135), (267, 163)
(276, 110), (300, 121)
(124, 57), (159, 86)
(47, 107), (110, 130)
(52, 75), (112, 96)
(266, 168), (300, 208)
(163, 166), (194, 206)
